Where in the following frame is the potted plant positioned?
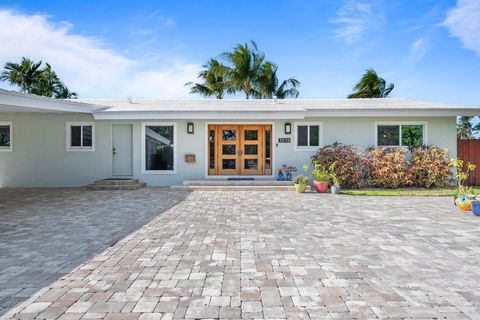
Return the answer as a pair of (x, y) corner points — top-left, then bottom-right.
(277, 168), (284, 181)
(293, 175), (309, 193)
(329, 162), (341, 194)
(282, 164), (297, 181)
(304, 162), (330, 193)
(451, 158), (476, 210)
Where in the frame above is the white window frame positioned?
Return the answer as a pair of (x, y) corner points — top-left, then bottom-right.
(0, 121), (13, 152)
(141, 122), (177, 174)
(294, 122), (323, 151)
(375, 121), (427, 147)
(66, 122), (95, 151)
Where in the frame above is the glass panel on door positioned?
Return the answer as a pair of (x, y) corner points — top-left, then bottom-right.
(222, 130), (236, 141)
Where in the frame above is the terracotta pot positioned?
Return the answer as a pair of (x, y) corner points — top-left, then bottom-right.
(313, 181), (329, 193)
(295, 183), (307, 193)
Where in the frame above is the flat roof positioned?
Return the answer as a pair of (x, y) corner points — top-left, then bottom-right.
(1, 88), (479, 119)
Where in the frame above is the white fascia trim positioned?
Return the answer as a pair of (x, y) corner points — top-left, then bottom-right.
(374, 121), (428, 147)
(294, 122), (323, 152)
(0, 121), (13, 152)
(306, 109), (480, 117)
(0, 90), (100, 113)
(66, 122), (96, 152)
(141, 122), (177, 175)
(94, 111), (306, 120)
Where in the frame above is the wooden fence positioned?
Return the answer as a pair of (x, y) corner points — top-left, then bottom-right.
(457, 139), (480, 186)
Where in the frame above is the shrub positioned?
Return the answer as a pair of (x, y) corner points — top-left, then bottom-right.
(409, 146), (451, 188)
(311, 142), (363, 188)
(363, 147), (412, 188)
(293, 175), (309, 185)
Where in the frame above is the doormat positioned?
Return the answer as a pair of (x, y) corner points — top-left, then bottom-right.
(227, 178), (255, 181)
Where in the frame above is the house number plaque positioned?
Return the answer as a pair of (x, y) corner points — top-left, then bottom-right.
(278, 138), (291, 143)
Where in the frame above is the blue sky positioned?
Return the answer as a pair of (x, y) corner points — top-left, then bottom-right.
(0, 0), (479, 109)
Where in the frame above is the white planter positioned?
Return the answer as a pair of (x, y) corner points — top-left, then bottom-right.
(331, 185), (341, 194)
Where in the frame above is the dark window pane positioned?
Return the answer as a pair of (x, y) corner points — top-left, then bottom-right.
(402, 125), (423, 146)
(244, 144), (258, 155)
(309, 125), (319, 146)
(244, 130), (258, 140)
(0, 125), (10, 147)
(377, 125), (400, 146)
(222, 130), (236, 141)
(82, 126), (92, 147)
(70, 126), (82, 147)
(297, 126), (308, 146)
(265, 130), (271, 158)
(145, 125), (174, 171)
(209, 130), (215, 169)
(265, 159), (271, 170)
(244, 159), (258, 170)
(222, 159), (236, 169)
(222, 145), (236, 155)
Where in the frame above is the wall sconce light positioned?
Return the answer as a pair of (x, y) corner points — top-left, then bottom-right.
(285, 122), (291, 134)
(187, 122), (194, 134)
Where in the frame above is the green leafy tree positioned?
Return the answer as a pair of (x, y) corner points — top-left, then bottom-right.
(258, 62), (300, 99)
(222, 41), (265, 99)
(348, 69), (394, 98)
(185, 59), (231, 99)
(457, 116), (475, 139)
(1, 57), (77, 99)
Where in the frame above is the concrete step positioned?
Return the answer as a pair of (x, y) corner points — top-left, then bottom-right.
(86, 178), (146, 190)
(182, 180), (294, 186)
(171, 185), (312, 192)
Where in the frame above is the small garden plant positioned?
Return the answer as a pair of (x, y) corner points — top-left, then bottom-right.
(451, 158), (476, 196)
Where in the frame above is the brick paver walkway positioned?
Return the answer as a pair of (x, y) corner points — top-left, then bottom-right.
(1, 189), (480, 319)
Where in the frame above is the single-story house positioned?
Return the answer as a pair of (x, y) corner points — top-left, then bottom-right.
(0, 88), (479, 187)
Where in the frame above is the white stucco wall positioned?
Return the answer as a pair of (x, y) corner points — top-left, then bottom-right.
(0, 113), (457, 187)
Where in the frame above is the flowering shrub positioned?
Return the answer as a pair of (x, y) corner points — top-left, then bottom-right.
(363, 147), (412, 188)
(311, 143), (363, 188)
(409, 146), (451, 188)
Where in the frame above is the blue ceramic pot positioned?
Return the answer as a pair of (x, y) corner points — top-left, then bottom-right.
(472, 201), (480, 216)
(277, 173), (284, 181)
(286, 172), (292, 181)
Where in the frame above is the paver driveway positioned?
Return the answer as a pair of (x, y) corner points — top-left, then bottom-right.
(1, 189), (480, 319)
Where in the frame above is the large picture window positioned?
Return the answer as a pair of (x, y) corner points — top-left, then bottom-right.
(0, 121), (12, 152)
(376, 122), (426, 147)
(66, 122), (94, 151)
(142, 123), (176, 173)
(295, 123), (322, 150)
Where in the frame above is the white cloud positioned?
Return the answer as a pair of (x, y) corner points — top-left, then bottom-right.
(443, 0), (480, 57)
(331, 1), (377, 45)
(0, 9), (200, 98)
(409, 38), (428, 61)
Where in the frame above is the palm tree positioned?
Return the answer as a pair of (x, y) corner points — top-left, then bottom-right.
(185, 59), (231, 99)
(348, 69), (394, 98)
(457, 116), (475, 139)
(222, 41), (265, 99)
(0, 57), (43, 93)
(54, 84), (77, 99)
(258, 62), (300, 99)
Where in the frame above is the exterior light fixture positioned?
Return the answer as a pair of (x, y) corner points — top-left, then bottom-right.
(187, 122), (194, 134)
(285, 122), (291, 134)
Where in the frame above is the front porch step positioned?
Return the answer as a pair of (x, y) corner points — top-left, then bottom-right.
(172, 185), (311, 192)
(85, 178), (146, 190)
(182, 180), (294, 186)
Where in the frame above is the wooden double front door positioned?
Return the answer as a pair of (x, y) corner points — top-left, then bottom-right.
(208, 125), (272, 176)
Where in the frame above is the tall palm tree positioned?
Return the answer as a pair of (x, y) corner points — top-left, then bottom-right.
(457, 116), (475, 139)
(258, 62), (300, 99)
(0, 57), (43, 93)
(185, 59), (231, 99)
(222, 41), (265, 99)
(348, 69), (394, 98)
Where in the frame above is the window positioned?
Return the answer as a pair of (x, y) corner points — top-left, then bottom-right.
(66, 122), (94, 151)
(295, 123), (321, 150)
(0, 121), (12, 152)
(142, 123), (176, 173)
(376, 122), (425, 147)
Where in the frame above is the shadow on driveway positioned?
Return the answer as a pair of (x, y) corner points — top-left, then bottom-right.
(0, 187), (189, 316)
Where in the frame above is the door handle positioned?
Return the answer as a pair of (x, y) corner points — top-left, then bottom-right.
(112, 147), (116, 156)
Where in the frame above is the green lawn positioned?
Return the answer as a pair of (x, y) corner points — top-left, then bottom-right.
(340, 187), (480, 197)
